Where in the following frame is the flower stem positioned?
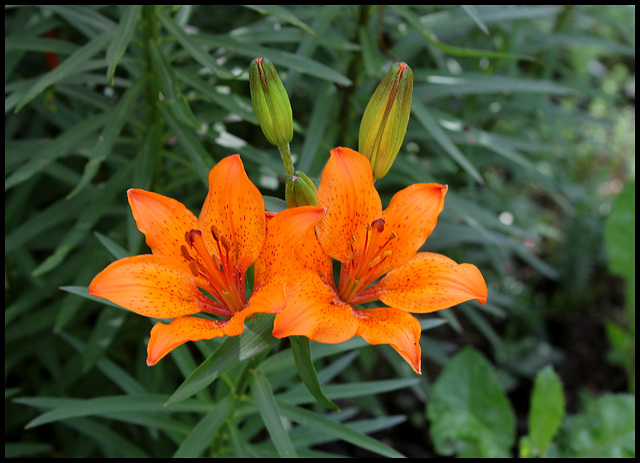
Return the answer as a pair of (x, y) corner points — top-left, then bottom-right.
(277, 143), (295, 177)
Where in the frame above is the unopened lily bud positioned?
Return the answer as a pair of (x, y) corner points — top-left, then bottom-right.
(285, 171), (318, 208)
(249, 56), (293, 147)
(359, 62), (413, 180)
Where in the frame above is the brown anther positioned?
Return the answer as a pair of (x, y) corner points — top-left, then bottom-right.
(188, 261), (200, 278)
(220, 235), (231, 252)
(186, 229), (202, 246)
(211, 225), (221, 242)
(180, 245), (192, 261)
(371, 218), (385, 233)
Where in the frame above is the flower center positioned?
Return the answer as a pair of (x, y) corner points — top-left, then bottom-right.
(337, 218), (396, 303)
(180, 227), (246, 314)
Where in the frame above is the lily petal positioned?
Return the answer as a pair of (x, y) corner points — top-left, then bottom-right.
(147, 315), (244, 366)
(273, 272), (359, 343)
(128, 189), (199, 261)
(253, 206), (328, 291)
(354, 307), (423, 374)
(89, 255), (219, 319)
(374, 183), (447, 280)
(316, 147), (382, 263)
(374, 252), (488, 312)
(199, 154), (266, 276)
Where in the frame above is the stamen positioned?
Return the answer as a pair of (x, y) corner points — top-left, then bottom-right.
(180, 245), (192, 261)
(188, 261), (200, 277)
(371, 218), (385, 232)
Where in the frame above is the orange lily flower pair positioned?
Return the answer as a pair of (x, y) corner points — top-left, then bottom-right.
(89, 148), (487, 373)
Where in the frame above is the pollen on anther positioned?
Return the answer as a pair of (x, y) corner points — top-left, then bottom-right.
(371, 218), (385, 232)
(180, 245), (192, 261)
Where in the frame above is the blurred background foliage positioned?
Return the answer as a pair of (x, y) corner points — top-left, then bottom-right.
(5, 5), (635, 457)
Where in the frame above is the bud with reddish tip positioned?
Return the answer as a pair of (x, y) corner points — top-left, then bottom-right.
(249, 56), (293, 148)
(358, 62), (413, 180)
(285, 171), (318, 208)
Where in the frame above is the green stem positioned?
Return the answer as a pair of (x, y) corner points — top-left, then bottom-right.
(277, 143), (295, 177)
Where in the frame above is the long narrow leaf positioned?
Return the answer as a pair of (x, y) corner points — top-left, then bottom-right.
(167, 317), (278, 405)
(290, 336), (339, 410)
(105, 5), (141, 85)
(251, 369), (298, 458)
(15, 29), (115, 112)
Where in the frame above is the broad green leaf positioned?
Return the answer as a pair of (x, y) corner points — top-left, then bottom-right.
(105, 5), (141, 85)
(277, 401), (405, 458)
(519, 365), (565, 458)
(427, 346), (516, 457)
(604, 181), (635, 280)
(251, 369), (298, 458)
(290, 336), (339, 410)
(93, 232), (132, 260)
(559, 394), (635, 458)
(167, 316), (278, 405)
(173, 396), (235, 458)
(15, 29), (115, 112)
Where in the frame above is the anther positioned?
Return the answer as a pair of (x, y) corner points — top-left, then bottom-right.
(211, 225), (221, 242)
(220, 235), (231, 252)
(188, 261), (200, 277)
(180, 245), (192, 261)
(371, 218), (385, 232)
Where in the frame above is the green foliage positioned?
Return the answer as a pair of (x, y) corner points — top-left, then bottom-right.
(5, 4), (634, 457)
(519, 365), (565, 457)
(427, 347), (516, 457)
(428, 349), (635, 458)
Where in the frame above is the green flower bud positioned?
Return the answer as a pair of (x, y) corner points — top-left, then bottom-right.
(285, 171), (318, 208)
(249, 56), (293, 147)
(358, 62), (413, 180)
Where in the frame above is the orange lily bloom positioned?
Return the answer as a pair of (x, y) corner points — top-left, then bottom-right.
(89, 155), (325, 366)
(272, 147), (488, 374)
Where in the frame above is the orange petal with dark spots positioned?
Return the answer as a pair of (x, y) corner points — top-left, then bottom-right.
(147, 315), (245, 366)
(353, 307), (423, 374)
(273, 271), (359, 343)
(316, 147), (382, 263)
(88, 255), (218, 319)
(253, 205), (328, 291)
(128, 188), (199, 261)
(199, 154), (266, 276)
(372, 183), (447, 281)
(374, 252), (488, 312)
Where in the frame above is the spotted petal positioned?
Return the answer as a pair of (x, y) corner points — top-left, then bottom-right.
(374, 252), (488, 312)
(88, 255), (223, 319)
(199, 154), (266, 276)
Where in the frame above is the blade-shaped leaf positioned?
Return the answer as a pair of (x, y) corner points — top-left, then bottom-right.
(167, 316), (278, 405)
(250, 369), (298, 458)
(290, 336), (339, 410)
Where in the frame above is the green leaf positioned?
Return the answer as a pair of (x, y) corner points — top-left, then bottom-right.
(15, 29), (115, 112)
(411, 100), (484, 184)
(82, 308), (128, 373)
(156, 11), (233, 79)
(604, 181), (635, 280)
(559, 394), (635, 458)
(173, 396), (235, 458)
(427, 346), (516, 457)
(519, 365), (565, 457)
(105, 5), (141, 85)
(290, 336), (339, 410)
(277, 401), (405, 458)
(461, 5), (489, 35)
(244, 5), (315, 36)
(166, 316), (278, 405)
(250, 369), (298, 458)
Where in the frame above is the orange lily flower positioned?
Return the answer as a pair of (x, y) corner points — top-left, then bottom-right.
(272, 147), (488, 374)
(89, 155), (325, 366)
